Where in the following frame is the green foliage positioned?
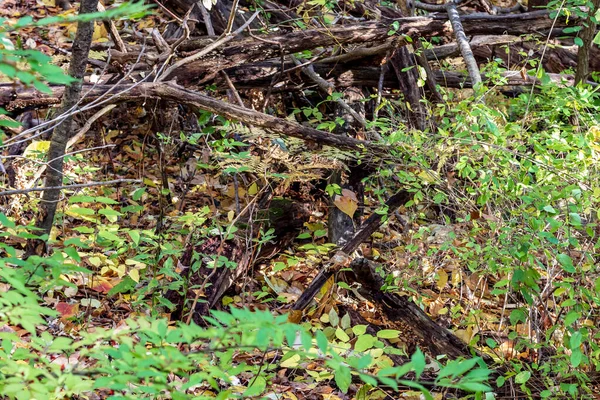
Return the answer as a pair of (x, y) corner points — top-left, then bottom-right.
(0, 220), (492, 399)
(368, 79), (600, 397)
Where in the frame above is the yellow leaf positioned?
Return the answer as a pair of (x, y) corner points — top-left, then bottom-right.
(416, 169), (440, 184)
(116, 264), (126, 278)
(319, 274), (335, 297)
(222, 296), (234, 306)
(436, 270), (448, 290)
(129, 268), (140, 283)
(143, 178), (157, 187)
(248, 182), (258, 195)
(88, 256), (102, 268)
(125, 259), (146, 269)
(451, 269), (462, 286)
(88, 50), (106, 61)
(92, 23), (107, 41)
(333, 193), (357, 218)
(280, 353), (301, 368)
(227, 210), (235, 222)
(81, 298), (102, 308)
(225, 184), (246, 198)
(23, 141), (50, 159)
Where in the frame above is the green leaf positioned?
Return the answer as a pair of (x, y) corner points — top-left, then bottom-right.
(377, 329), (400, 339)
(335, 365), (352, 393)
(557, 254), (575, 273)
(564, 310), (580, 327)
(128, 230), (141, 246)
(574, 37), (584, 47)
(509, 309), (527, 325)
(64, 246), (81, 263)
(352, 325), (367, 335)
(570, 349), (583, 368)
(447, 357), (480, 379)
(108, 276), (136, 295)
(411, 348), (426, 378)
(335, 327), (350, 342)
(458, 382), (492, 392)
(68, 207), (96, 216)
(0, 213), (15, 228)
(514, 370), (530, 384)
(570, 330), (582, 349)
(354, 334), (377, 352)
(243, 375), (266, 397)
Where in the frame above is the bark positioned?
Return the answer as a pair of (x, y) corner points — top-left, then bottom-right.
(25, 0), (99, 256)
(575, 0), (600, 84)
(447, 0), (482, 87)
(2, 64), (588, 118)
(292, 189), (412, 312)
(1, 82), (384, 153)
(390, 47), (427, 130)
(104, 11), (570, 84)
(352, 257), (481, 359)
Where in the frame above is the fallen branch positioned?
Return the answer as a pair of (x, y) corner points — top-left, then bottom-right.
(290, 55), (368, 128)
(106, 11), (568, 84)
(352, 257), (485, 360)
(446, 0), (483, 87)
(0, 179), (141, 197)
(156, 10), (260, 81)
(0, 81), (384, 152)
(291, 189), (412, 312)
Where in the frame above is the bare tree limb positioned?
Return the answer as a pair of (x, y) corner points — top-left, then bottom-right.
(446, 0), (483, 87)
(0, 179), (141, 197)
(291, 189), (412, 312)
(156, 10), (259, 82)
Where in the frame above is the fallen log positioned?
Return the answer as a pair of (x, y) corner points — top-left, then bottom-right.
(291, 189), (412, 312)
(0, 81), (384, 153)
(351, 257), (481, 359)
(105, 11), (571, 84)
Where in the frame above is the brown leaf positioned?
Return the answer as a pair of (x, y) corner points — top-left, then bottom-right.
(56, 302), (79, 319)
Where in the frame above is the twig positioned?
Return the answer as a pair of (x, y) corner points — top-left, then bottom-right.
(319, 41), (396, 64)
(98, 3), (127, 53)
(197, 1), (216, 35)
(414, 39), (443, 103)
(151, 28), (170, 54)
(152, 0), (183, 22)
(0, 179), (141, 197)
(446, 0), (482, 87)
(25, 104), (117, 189)
(290, 55), (368, 128)
(156, 10), (260, 82)
(221, 71), (245, 107)
(373, 51), (390, 120)
(225, 0), (240, 35)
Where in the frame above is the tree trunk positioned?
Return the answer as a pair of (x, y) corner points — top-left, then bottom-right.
(26, 0), (99, 256)
(575, 0), (600, 84)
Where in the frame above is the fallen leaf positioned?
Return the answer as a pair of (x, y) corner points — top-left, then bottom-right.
(333, 192), (358, 218)
(56, 302), (79, 319)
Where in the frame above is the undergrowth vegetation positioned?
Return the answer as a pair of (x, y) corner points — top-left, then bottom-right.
(1, 0), (600, 399)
